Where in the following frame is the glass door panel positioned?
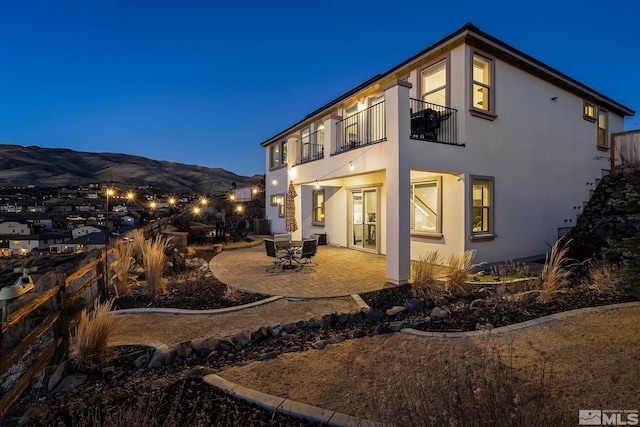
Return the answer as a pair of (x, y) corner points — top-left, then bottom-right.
(350, 188), (378, 251)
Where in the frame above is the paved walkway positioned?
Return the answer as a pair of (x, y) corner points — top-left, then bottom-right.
(210, 242), (393, 298)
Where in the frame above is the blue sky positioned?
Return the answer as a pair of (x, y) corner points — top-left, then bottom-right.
(1, 0), (639, 177)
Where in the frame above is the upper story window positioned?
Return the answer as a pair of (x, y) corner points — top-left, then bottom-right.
(312, 189), (325, 226)
(470, 53), (496, 120)
(583, 101), (596, 122)
(269, 140), (287, 169)
(597, 109), (608, 149)
(316, 122), (324, 148)
(410, 179), (441, 234)
(421, 60), (447, 106)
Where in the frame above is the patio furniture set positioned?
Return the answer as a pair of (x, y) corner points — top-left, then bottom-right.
(264, 234), (318, 272)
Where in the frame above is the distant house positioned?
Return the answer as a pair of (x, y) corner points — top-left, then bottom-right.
(0, 204), (23, 213)
(50, 232), (106, 253)
(0, 238), (9, 256)
(38, 231), (73, 250)
(0, 220), (30, 235)
(28, 217), (53, 231)
(121, 215), (136, 226)
(71, 225), (103, 239)
(232, 186), (259, 202)
(9, 235), (40, 255)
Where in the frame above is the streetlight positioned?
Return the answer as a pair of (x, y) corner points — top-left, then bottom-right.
(104, 187), (114, 297)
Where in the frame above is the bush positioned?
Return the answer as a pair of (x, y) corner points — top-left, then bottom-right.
(112, 244), (134, 295)
(538, 237), (573, 303)
(445, 250), (477, 296)
(74, 298), (119, 368)
(410, 251), (445, 301)
(143, 236), (169, 295)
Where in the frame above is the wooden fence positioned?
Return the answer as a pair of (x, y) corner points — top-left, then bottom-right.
(0, 212), (182, 417)
(0, 244), (119, 417)
(611, 130), (640, 174)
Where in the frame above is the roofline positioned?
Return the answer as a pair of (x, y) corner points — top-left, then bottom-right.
(261, 22), (634, 147)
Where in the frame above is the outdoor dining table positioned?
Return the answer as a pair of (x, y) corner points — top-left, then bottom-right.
(276, 240), (303, 269)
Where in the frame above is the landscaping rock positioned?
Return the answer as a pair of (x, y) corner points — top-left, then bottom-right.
(283, 322), (298, 334)
(233, 331), (251, 347)
(312, 340), (328, 350)
(295, 320), (308, 329)
(268, 324), (283, 336)
(307, 317), (318, 329)
(251, 326), (269, 343)
(389, 321), (411, 332)
(47, 361), (69, 392)
(133, 354), (149, 369)
(259, 352), (278, 361)
(362, 308), (385, 323)
(386, 305), (406, 316)
(321, 313), (337, 327)
(404, 298), (425, 312)
(470, 299), (486, 308)
(430, 306), (449, 320)
(55, 374), (87, 393)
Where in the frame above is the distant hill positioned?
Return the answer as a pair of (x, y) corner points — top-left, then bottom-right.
(0, 145), (262, 193)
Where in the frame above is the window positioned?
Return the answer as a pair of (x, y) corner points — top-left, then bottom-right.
(470, 53), (496, 119)
(410, 180), (440, 233)
(312, 189), (325, 225)
(269, 140), (287, 169)
(597, 109), (608, 148)
(583, 101), (596, 121)
(315, 122), (324, 155)
(300, 127), (310, 161)
(421, 60), (447, 106)
(345, 104), (359, 144)
(471, 177), (494, 237)
(272, 193), (285, 217)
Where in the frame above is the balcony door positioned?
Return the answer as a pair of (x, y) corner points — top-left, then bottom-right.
(349, 188), (378, 252)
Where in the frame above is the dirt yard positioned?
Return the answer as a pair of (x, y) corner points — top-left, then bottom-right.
(220, 302), (640, 423)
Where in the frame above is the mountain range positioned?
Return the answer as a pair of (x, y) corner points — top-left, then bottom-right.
(0, 144), (262, 193)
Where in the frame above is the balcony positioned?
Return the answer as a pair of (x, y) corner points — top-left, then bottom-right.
(298, 129), (324, 164)
(335, 101), (386, 154)
(409, 98), (460, 146)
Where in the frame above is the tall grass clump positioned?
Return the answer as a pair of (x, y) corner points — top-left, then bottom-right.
(112, 243), (134, 295)
(74, 298), (119, 368)
(538, 237), (573, 303)
(128, 228), (146, 263)
(410, 251), (445, 301)
(445, 249), (478, 296)
(580, 258), (620, 297)
(143, 236), (169, 295)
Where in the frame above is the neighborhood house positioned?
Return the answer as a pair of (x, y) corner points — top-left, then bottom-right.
(262, 23), (634, 285)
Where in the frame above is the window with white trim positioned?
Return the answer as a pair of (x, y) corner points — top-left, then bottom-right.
(269, 140), (287, 169)
(471, 177), (494, 236)
(312, 189), (325, 225)
(421, 60), (447, 106)
(583, 101), (596, 121)
(472, 54), (492, 111)
(410, 180), (441, 233)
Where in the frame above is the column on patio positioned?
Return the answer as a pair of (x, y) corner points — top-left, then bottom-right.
(383, 79), (412, 285)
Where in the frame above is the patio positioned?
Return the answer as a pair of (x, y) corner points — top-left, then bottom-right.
(209, 241), (393, 299)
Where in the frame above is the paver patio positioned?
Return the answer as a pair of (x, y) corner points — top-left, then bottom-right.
(209, 242), (393, 298)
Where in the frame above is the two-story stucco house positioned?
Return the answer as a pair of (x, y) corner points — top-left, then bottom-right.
(262, 23), (634, 285)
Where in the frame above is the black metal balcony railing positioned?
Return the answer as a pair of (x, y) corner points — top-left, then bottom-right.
(298, 129), (324, 164)
(409, 98), (459, 146)
(335, 101), (386, 154)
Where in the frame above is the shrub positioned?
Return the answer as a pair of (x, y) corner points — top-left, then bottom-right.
(538, 237), (573, 303)
(490, 259), (531, 278)
(128, 228), (146, 263)
(223, 285), (241, 302)
(410, 251), (445, 301)
(445, 250), (478, 296)
(143, 236), (169, 295)
(74, 298), (119, 368)
(112, 244), (134, 295)
(580, 258), (620, 297)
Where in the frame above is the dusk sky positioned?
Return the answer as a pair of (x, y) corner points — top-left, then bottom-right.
(1, 1), (639, 178)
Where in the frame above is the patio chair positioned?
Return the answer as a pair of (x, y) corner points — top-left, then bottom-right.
(231, 219), (249, 242)
(294, 239), (318, 272)
(264, 239), (286, 272)
(273, 233), (291, 244)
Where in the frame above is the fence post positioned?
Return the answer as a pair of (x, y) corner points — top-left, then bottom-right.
(97, 257), (106, 302)
(611, 133), (616, 175)
(53, 280), (69, 363)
